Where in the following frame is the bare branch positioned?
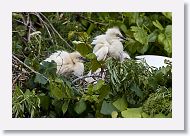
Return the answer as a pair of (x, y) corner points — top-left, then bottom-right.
(79, 15), (108, 26)
(38, 12), (75, 51)
(12, 55), (49, 82)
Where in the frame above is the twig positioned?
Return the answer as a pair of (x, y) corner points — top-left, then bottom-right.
(12, 55), (49, 82)
(79, 15), (108, 26)
(30, 12), (54, 44)
(72, 74), (102, 84)
(12, 73), (22, 85)
(38, 12), (75, 51)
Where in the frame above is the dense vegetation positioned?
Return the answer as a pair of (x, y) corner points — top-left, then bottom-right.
(12, 12), (172, 118)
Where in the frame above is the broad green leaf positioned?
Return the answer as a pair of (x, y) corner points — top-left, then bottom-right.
(74, 99), (87, 114)
(158, 25), (172, 55)
(93, 80), (105, 91)
(111, 111), (118, 118)
(87, 23), (95, 35)
(121, 107), (142, 118)
(120, 24), (128, 33)
(62, 100), (70, 115)
(131, 26), (148, 45)
(124, 12), (139, 25)
(34, 74), (48, 85)
(130, 83), (143, 98)
(152, 20), (164, 31)
(113, 96), (128, 111)
(50, 80), (64, 100)
(100, 101), (118, 115)
(98, 85), (110, 102)
(76, 43), (92, 56)
(88, 59), (102, 72)
(86, 53), (97, 60)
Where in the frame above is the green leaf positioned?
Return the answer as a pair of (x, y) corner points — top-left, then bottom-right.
(130, 83), (143, 98)
(120, 24), (128, 33)
(34, 74), (48, 85)
(89, 59), (102, 72)
(121, 107), (142, 118)
(113, 96), (128, 111)
(152, 20), (164, 31)
(93, 80), (105, 91)
(158, 25), (172, 55)
(131, 26), (148, 45)
(76, 43), (92, 56)
(62, 100), (70, 115)
(74, 99), (87, 114)
(87, 23), (95, 35)
(50, 80), (64, 100)
(86, 53), (97, 60)
(100, 101), (118, 115)
(98, 85), (110, 102)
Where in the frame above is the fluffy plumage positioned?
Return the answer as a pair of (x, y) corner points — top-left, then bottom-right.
(92, 27), (130, 61)
(43, 51), (85, 77)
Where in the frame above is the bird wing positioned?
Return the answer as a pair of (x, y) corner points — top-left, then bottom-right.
(108, 41), (124, 61)
(94, 46), (109, 61)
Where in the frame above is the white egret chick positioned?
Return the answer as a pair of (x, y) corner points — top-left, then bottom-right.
(43, 51), (87, 77)
(105, 27), (127, 61)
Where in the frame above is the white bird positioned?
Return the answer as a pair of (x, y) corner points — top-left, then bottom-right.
(92, 27), (130, 61)
(105, 27), (126, 61)
(135, 55), (172, 69)
(42, 51), (86, 77)
(85, 27), (131, 83)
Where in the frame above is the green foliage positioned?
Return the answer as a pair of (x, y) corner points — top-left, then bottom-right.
(12, 12), (172, 118)
(121, 108), (142, 118)
(142, 87), (172, 117)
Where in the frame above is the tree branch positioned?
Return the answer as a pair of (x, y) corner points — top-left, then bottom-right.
(38, 12), (75, 51)
(79, 15), (108, 26)
(12, 55), (49, 82)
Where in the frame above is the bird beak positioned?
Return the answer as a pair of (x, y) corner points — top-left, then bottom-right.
(119, 35), (127, 41)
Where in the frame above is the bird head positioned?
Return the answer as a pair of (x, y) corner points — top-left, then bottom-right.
(70, 51), (89, 63)
(105, 27), (126, 42)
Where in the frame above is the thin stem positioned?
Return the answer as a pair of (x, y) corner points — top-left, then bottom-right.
(39, 12), (75, 51)
(12, 55), (49, 82)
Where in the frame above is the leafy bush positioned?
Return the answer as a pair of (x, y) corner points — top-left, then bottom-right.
(12, 12), (172, 118)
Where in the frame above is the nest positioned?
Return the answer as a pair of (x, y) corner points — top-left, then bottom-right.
(12, 55), (31, 91)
